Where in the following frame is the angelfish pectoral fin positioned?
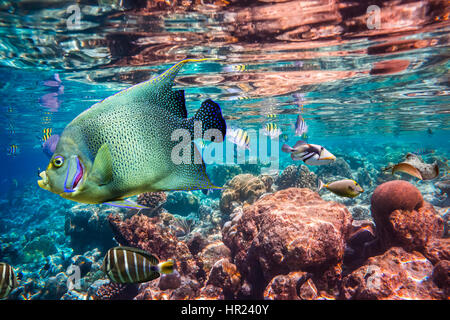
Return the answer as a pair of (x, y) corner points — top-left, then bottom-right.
(104, 199), (149, 210)
(91, 144), (113, 186)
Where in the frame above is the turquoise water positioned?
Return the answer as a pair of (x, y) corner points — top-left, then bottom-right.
(0, 0), (449, 300)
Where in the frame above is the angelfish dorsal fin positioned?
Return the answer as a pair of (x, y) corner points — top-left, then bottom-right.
(91, 144), (113, 186)
(116, 59), (215, 119)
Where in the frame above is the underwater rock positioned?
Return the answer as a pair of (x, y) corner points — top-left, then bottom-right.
(432, 260), (450, 297)
(340, 247), (443, 300)
(163, 191), (199, 216)
(434, 179), (450, 207)
(275, 164), (317, 191)
(219, 174), (269, 215)
(206, 258), (241, 299)
(92, 280), (139, 300)
(198, 241), (232, 275)
(23, 235), (58, 263)
(316, 158), (353, 180)
(263, 271), (308, 300)
(186, 232), (209, 256)
(343, 220), (377, 269)
(422, 238), (450, 265)
(137, 191), (167, 216)
(371, 181), (444, 251)
(222, 188), (352, 298)
(65, 205), (116, 254)
(198, 284), (225, 300)
(208, 164), (243, 188)
(159, 269), (182, 291)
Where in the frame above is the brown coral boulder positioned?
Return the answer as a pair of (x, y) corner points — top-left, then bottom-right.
(341, 247), (443, 300)
(219, 174), (268, 215)
(371, 180), (423, 220)
(370, 181), (444, 251)
(432, 260), (450, 297)
(222, 188), (352, 297)
(263, 271), (307, 300)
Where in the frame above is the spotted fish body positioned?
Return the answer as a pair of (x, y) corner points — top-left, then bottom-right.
(38, 59), (226, 207)
(102, 247), (173, 284)
(0, 263), (18, 299)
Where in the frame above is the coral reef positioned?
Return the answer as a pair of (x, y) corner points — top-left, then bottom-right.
(136, 192), (167, 216)
(163, 191), (199, 216)
(222, 188), (353, 298)
(275, 164), (317, 191)
(64, 204), (116, 254)
(341, 247), (442, 300)
(219, 174), (271, 215)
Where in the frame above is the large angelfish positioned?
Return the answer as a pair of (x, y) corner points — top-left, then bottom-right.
(38, 59), (226, 209)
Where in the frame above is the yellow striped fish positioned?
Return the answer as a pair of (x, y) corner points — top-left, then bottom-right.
(102, 246), (174, 284)
(42, 128), (52, 142)
(227, 128), (250, 149)
(262, 123), (282, 139)
(0, 263), (18, 299)
(7, 145), (18, 156)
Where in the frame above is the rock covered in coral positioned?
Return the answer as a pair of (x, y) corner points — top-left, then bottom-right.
(206, 258), (241, 299)
(198, 241), (231, 275)
(163, 191), (199, 216)
(219, 174), (269, 215)
(432, 260), (450, 297)
(65, 204), (116, 254)
(316, 158), (353, 180)
(341, 247), (443, 300)
(434, 179), (450, 207)
(158, 269), (182, 291)
(275, 164), (317, 191)
(137, 191), (167, 216)
(92, 280), (139, 300)
(263, 271), (308, 300)
(222, 188), (352, 297)
(207, 164), (243, 188)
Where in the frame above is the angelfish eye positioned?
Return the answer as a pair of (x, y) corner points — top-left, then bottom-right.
(53, 156), (64, 168)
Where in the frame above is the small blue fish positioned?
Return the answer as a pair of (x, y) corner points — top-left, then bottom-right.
(7, 145), (19, 156)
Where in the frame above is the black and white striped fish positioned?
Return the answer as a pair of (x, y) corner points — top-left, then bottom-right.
(227, 128), (250, 149)
(0, 263), (18, 299)
(262, 123), (282, 139)
(102, 246), (174, 284)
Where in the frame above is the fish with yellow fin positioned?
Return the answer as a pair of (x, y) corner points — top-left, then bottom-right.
(318, 179), (364, 198)
(37, 59), (226, 209)
(102, 246), (174, 284)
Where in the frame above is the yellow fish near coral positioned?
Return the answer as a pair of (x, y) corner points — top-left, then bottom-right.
(38, 59), (226, 209)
